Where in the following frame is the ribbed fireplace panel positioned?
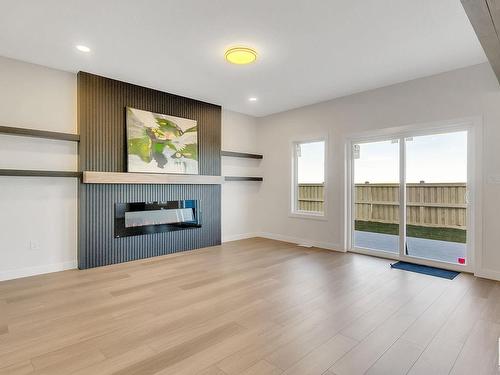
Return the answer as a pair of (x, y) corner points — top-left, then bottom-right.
(78, 184), (220, 269)
(77, 72), (221, 269)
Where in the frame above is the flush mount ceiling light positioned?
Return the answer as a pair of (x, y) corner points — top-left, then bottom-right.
(248, 97), (258, 102)
(76, 45), (91, 53)
(225, 47), (257, 65)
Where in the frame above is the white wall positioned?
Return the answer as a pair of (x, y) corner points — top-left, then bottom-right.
(221, 110), (262, 241)
(0, 56), (78, 281)
(256, 62), (500, 280)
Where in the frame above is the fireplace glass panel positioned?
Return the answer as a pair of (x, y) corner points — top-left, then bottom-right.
(114, 200), (201, 238)
(125, 208), (194, 228)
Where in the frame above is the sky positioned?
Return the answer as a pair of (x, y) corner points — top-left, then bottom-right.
(354, 131), (467, 183)
(297, 141), (325, 183)
(296, 131), (467, 184)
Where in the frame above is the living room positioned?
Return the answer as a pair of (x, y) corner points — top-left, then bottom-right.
(0, 1), (499, 374)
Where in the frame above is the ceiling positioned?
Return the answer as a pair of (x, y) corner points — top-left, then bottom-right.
(0, 0), (487, 117)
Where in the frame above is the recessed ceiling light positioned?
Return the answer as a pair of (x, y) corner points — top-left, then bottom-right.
(76, 45), (91, 53)
(225, 47), (257, 65)
(248, 97), (258, 102)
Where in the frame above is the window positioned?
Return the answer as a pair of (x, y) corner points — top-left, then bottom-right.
(292, 140), (326, 216)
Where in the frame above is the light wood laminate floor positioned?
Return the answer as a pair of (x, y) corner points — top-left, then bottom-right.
(0, 238), (499, 375)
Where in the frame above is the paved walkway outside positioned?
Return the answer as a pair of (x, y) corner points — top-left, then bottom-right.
(354, 230), (466, 264)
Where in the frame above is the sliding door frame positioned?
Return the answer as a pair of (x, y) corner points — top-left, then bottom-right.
(344, 117), (482, 274)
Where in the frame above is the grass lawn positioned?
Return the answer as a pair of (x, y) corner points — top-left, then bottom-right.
(355, 221), (466, 243)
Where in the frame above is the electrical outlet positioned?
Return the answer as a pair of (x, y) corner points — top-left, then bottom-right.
(29, 240), (40, 251)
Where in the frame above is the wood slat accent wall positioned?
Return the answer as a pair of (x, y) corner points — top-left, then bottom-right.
(77, 72), (221, 269)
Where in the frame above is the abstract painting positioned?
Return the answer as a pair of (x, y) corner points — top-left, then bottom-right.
(126, 107), (198, 174)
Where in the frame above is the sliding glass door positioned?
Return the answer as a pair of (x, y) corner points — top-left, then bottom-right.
(350, 127), (470, 269)
(353, 139), (400, 255)
(404, 132), (467, 265)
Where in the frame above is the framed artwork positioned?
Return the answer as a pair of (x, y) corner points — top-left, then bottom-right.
(126, 107), (198, 174)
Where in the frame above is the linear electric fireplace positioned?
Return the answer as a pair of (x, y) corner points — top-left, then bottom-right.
(114, 200), (201, 238)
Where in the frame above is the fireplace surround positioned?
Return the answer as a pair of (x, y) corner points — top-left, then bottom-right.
(78, 72), (221, 269)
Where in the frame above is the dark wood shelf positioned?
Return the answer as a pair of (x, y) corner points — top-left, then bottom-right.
(224, 176), (263, 181)
(0, 125), (80, 142)
(221, 151), (263, 159)
(0, 169), (82, 178)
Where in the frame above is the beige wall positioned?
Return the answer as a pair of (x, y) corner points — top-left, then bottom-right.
(256, 63), (500, 280)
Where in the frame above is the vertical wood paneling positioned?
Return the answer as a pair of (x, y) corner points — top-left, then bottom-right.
(77, 72), (221, 269)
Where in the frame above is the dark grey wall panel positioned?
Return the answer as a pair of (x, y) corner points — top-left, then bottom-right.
(77, 72), (221, 269)
(78, 72), (221, 175)
(79, 184), (220, 269)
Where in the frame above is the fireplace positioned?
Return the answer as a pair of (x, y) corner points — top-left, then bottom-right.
(114, 200), (201, 238)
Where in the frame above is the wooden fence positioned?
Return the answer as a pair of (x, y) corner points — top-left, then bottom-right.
(297, 183), (325, 212)
(298, 183), (467, 229)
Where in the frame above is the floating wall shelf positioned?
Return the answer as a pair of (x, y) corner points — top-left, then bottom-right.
(83, 171), (224, 185)
(0, 125), (80, 142)
(224, 176), (263, 181)
(0, 169), (82, 178)
(221, 151), (263, 159)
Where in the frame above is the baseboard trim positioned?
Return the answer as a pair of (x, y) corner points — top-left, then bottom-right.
(222, 233), (260, 243)
(222, 231), (344, 252)
(258, 232), (344, 252)
(474, 267), (500, 281)
(0, 260), (77, 282)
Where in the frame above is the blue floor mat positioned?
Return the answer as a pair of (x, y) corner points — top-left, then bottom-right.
(390, 261), (459, 280)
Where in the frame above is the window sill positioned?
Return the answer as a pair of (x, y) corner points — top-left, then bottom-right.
(289, 212), (328, 221)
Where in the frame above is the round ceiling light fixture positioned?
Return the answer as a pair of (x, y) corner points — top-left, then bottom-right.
(225, 47), (257, 65)
(76, 45), (91, 53)
(248, 97), (258, 102)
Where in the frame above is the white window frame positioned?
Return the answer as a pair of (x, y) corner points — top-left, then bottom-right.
(343, 116), (483, 274)
(290, 137), (328, 220)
